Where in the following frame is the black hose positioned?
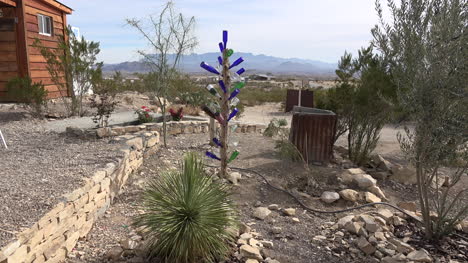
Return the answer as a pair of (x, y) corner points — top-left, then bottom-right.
(205, 164), (423, 222)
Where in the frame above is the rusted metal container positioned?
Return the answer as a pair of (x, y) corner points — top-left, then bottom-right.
(285, 89), (314, 112)
(289, 106), (336, 163)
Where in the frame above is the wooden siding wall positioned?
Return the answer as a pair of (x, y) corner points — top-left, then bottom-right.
(0, 7), (17, 100)
(25, 0), (67, 99)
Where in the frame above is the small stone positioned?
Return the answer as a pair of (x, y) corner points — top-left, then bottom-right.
(320, 191), (340, 203)
(106, 246), (123, 260)
(397, 201), (417, 212)
(337, 215), (355, 228)
(345, 221), (362, 234)
(120, 238), (139, 250)
(356, 237), (376, 255)
(381, 256), (399, 263)
(228, 172), (242, 185)
(268, 204), (279, 210)
(407, 249), (432, 262)
(271, 227), (282, 234)
(253, 207), (271, 220)
(374, 232), (386, 241)
(313, 235), (327, 241)
(339, 189), (360, 202)
(292, 217), (300, 223)
(392, 216), (405, 226)
(249, 238), (260, 247)
(240, 233), (253, 240)
(239, 222), (251, 234)
(365, 192), (381, 203)
(245, 259), (259, 263)
(240, 245), (263, 261)
(388, 238), (414, 254)
(283, 208), (296, 216)
(354, 174), (377, 188)
(260, 240), (274, 248)
(368, 185), (387, 200)
(335, 231), (345, 237)
(376, 208), (393, 221)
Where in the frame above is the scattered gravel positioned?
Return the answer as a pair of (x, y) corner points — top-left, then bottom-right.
(0, 115), (122, 247)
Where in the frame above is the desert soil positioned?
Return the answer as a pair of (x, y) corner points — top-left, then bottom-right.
(0, 111), (123, 247)
(65, 132), (453, 263)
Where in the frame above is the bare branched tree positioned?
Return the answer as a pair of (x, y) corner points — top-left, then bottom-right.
(126, 1), (198, 147)
(372, 0), (468, 239)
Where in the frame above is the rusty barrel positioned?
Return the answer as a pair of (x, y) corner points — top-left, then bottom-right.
(289, 106), (336, 163)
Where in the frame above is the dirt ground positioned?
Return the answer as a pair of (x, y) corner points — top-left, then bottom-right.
(65, 132), (457, 263)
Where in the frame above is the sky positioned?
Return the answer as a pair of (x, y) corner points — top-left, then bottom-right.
(60, 0), (382, 64)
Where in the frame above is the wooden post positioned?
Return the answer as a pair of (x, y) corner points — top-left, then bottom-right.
(220, 49), (230, 178)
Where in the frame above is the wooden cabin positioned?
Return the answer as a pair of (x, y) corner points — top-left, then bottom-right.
(0, 0), (72, 101)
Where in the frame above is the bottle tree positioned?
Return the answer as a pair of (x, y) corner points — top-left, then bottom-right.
(200, 30), (245, 178)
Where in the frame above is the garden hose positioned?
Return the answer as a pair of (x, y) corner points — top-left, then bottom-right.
(205, 164), (423, 222)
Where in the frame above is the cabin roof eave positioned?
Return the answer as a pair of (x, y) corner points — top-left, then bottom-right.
(0, 0), (16, 7)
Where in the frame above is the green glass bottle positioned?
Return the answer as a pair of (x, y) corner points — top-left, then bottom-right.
(230, 82), (245, 93)
(228, 150), (240, 163)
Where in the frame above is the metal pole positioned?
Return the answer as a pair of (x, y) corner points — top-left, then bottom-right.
(0, 129), (7, 149)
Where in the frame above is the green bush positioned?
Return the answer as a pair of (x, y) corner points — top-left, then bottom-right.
(7, 76), (48, 117)
(135, 152), (237, 262)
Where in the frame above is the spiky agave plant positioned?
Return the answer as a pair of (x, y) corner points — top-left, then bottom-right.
(135, 152), (237, 262)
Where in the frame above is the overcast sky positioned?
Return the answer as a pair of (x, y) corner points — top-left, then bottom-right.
(60, 0), (381, 64)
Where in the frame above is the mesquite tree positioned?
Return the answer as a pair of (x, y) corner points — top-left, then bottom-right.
(201, 31), (245, 178)
(126, 1), (197, 147)
(372, 0), (468, 239)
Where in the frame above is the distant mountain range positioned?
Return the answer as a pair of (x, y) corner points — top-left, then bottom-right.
(102, 52), (337, 76)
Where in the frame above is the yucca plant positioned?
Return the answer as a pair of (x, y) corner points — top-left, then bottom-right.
(135, 152), (237, 262)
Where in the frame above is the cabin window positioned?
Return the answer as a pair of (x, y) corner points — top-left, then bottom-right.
(37, 14), (53, 36)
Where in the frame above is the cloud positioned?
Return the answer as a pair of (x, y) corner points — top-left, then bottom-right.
(60, 0), (380, 64)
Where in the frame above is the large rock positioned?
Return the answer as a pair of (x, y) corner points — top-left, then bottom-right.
(368, 185), (387, 200)
(371, 154), (393, 171)
(376, 208), (393, 222)
(356, 237), (376, 255)
(354, 174), (377, 188)
(365, 192), (381, 203)
(320, 191), (340, 203)
(340, 168), (366, 183)
(407, 249), (432, 262)
(345, 221), (362, 234)
(337, 215), (355, 228)
(388, 238), (415, 254)
(339, 189), (360, 202)
(253, 207), (271, 220)
(240, 245), (263, 261)
(228, 172), (242, 185)
(392, 164), (417, 185)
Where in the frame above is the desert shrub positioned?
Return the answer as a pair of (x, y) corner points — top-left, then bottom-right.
(34, 27), (102, 117)
(373, 0), (468, 240)
(317, 47), (395, 165)
(135, 106), (154, 124)
(7, 76), (48, 117)
(263, 118), (288, 137)
(135, 152), (237, 262)
(90, 76), (119, 128)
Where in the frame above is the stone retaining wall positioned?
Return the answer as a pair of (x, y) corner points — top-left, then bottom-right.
(0, 131), (160, 263)
(1, 121), (265, 263)
(66, 120), (266, 138)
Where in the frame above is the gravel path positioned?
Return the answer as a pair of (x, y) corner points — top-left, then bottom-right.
(0, 114), (122, 247)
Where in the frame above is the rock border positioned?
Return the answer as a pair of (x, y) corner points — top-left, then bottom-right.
(66, 120), (267, 139)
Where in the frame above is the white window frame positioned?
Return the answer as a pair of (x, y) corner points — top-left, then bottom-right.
(37, 14), (53, 36)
